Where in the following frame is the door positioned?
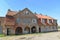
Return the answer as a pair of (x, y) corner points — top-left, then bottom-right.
(7, 28), (11, 35)
(15, 27), (22, 35)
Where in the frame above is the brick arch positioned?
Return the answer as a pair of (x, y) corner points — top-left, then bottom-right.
(31, 26), (36, 33)
(39, 27), (41, 32)
(15, 27), (22, 35)
(24, 26), (30, 34)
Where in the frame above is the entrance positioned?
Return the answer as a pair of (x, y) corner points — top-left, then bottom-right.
(24, 27), (30, 34)
(7, 28), (11, 35)
(15, 27), (22, 35)
(39, 27), (41, 32)
(31, 26), (36, 33)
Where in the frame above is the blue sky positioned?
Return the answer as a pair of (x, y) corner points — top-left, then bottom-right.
(0, 0), (60, 25)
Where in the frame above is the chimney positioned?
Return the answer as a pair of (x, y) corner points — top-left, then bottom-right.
(8, 9), (11, 11)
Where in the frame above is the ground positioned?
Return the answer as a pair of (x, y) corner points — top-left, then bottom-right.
(0, 31), (60, 40)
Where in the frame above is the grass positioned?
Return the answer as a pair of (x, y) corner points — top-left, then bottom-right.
(0, 34), (5, 37)
(0, 33), (44, 37)
(0, 32), (56, 37)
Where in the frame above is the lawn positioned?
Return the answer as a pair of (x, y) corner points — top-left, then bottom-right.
(0, 34), (5, 37)
(0, 33), (43, 37)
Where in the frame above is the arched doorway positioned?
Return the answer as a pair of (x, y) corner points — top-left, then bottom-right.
(24, 27), (30, 34)
(15, 27), (22, 35)
(31, 26), (36, 33)
(39, 27), (41, 32)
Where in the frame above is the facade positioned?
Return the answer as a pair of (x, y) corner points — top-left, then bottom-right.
(0, 8), (58, 35)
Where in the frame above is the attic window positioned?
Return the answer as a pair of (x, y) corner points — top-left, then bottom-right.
(25, 11), (29, 15)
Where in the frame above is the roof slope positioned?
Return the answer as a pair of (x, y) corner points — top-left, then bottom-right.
(6, 10), (17, 16)
(35, 14), (56, 20)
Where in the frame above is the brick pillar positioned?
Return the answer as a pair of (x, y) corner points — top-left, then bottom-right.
(30, 27), (31, 33)
(36, 26), (39, 33)
(3, 26), (7, 35)
(22, 27), (25, 34)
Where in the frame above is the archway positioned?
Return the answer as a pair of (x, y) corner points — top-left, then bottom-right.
(31, 26), (36, 33)
(24, 27), (30, 34)
(15, 27), (22, 35)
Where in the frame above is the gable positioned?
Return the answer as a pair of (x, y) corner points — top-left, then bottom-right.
(15, 8), (37, 18)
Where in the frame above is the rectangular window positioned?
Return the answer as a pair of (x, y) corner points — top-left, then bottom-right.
(38, 18), (41, 22)
(48, 19), (52, 23)
(42, 19), (47, 23)
(53, 20), (57, 23)
(23, 11), (29, 15)
(23, 18), (30, 23)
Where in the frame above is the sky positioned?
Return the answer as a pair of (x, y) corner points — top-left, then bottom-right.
(0, 0), (60, 25)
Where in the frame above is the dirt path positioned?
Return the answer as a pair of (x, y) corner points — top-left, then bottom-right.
(0, 32), (60, 40)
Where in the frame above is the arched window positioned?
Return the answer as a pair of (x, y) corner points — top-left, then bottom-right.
(25, 11), (29, 15)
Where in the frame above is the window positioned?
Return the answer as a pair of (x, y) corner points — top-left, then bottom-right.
(53, 20), (57, 23)
(24, 11), (29, 15)
(16, 18), (20, 24)
(48, 19), (52, 23)
(26, 11), (29, 14)
(23, 18), (30, 23)
(32, 19), (37, 23)
(39, 18), (41, 22)
(42, 19), (47, 23)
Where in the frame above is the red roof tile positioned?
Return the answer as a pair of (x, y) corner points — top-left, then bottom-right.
(6, 11), (17, 16)
(35, 14), (55, 19)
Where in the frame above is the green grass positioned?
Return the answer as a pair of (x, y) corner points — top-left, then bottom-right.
(0, 34), (5, 37)
(0, 32), (55, 37)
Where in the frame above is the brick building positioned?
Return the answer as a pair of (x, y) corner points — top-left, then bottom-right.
(0, 8), (58, 35)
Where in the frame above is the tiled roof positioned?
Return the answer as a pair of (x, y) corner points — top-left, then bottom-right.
(6, 11), (17, 16)
(35, 14), (55, 19)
